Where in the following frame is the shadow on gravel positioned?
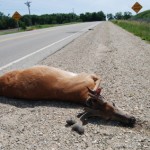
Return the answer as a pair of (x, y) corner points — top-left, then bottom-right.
(1, 96), (149, 131)
(86, 117), (135, 128)
(85, 117), (150, 131)
(0, 96), (81, 109)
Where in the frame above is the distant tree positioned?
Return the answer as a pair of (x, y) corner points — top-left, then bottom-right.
(97, 11), (106, 21)
(0, 11), (16, 29)
(123, 12), (132, 20)
(114, 12), (123, 20)
(91, 12), (97, 21)
(107, 13), (114, 20)
(113, 11), (132, 20)
(0, 12), (5, 18)
(31, 15), (40, 25)
(85, 12), (92, 21)
(0, 11), (105, 30)
(7, 18), (16, 28)
(80, 11), (106, 22)
(19, 21), (27, 30)
(80, 13), (86, 22)
(21, 15), (31, 26)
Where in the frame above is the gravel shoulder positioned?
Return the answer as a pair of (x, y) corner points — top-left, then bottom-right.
(0, 21), (150, 150)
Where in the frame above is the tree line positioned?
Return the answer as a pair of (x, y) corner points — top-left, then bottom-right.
(0, 11), (133, 30)
(0, 11), (106, 30)
(107, 11), (132, 20)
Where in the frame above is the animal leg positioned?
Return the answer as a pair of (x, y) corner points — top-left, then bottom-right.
(77, 112), (85, 118)
(79, 111), (93, 125)
(76, 107), (91, 118)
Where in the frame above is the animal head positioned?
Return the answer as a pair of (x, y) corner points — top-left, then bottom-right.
(86, 87), (136, 127)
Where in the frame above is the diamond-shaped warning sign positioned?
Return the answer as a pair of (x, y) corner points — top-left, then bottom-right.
(12, 11), (22, 21)
(132, 2), (143, 13)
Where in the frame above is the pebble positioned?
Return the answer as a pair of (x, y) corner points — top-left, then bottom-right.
(39, 132), (43, 136)
(82, 138), (87, 142)
(137, 143), (141, 146)
(94, 130), (99, 134)
(92, 140), (98, 144)
(0, 143), (2, 148)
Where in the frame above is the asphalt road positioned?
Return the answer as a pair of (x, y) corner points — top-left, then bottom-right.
(0, 22), (100, 74)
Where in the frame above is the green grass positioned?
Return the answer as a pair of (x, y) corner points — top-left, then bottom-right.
(131, 10), (150, 22)
(0, 29), (19, 35)
(112, 20), (150, 42)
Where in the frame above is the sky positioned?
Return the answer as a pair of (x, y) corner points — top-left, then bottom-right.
(0, 0), (149, 16)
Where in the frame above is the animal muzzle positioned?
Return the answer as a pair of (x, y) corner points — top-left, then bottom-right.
(113, 112), (136, 127)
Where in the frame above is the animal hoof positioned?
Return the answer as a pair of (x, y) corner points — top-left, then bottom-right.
(82, 120), (88, 125)
(128, 117), (136, 127)
(66, 118), (76, 126)
(72, 123), (84, 135)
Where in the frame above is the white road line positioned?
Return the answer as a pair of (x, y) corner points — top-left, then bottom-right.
(0, 23), (98, 71)
(0, 26), (65, 43)
(0, 23), (87, 43)
(0, 33), (77, 71)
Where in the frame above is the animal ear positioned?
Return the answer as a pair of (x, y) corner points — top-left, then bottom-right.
(87, 87), (95, 95)
(88, 91), (105, 104)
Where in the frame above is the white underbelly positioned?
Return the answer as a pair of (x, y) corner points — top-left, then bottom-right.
(67, 72), (77, 77)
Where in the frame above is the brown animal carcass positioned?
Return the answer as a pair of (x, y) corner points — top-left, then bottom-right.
(0, 65), (136, 126)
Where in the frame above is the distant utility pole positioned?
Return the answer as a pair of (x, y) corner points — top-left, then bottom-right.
(24, 1), (32, 26)
(25, 1), (32, 15)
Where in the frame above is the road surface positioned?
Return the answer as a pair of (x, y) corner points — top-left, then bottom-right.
(0, 22), (100, 74)
(0, 22), (149, 149)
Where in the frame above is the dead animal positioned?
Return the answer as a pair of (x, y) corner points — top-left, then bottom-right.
(0, 65), (136, 126)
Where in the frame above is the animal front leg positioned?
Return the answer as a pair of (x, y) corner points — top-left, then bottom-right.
(79, 107), (101, 125)
(76, 107), (90, 118)
(79, 111), (94, 125)
(77, 112), (85, 118)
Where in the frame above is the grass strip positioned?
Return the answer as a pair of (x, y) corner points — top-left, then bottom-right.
(112, 20), (150, 42)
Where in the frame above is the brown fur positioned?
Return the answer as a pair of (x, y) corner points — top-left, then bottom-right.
(0, 66), (136, 126)
(0, 66), (101, 104)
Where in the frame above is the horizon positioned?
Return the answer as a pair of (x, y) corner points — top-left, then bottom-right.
(0, 0), (149, 16)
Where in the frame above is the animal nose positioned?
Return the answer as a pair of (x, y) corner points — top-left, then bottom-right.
(129, 116), (136, 126)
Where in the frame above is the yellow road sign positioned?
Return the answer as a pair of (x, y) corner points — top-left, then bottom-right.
(12, 11), (22, 21)
(132, 2), (143, 13)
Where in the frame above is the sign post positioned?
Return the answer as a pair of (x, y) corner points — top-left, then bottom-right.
(132, 2), (143, 14)
(12, 11), (22, 31)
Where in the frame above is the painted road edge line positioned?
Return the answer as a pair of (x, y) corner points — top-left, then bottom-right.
(0, 23), (99, 71)
(0, 33), (78, 71)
